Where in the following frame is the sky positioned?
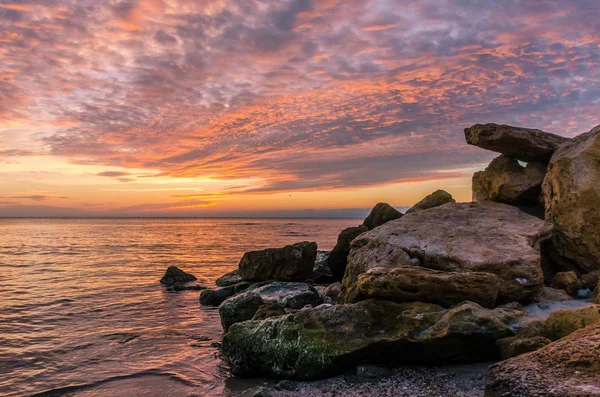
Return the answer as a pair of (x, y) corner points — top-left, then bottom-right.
(0, 0), (599, 217)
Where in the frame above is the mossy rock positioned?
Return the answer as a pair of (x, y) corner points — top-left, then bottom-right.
(542, 304), (600, 340)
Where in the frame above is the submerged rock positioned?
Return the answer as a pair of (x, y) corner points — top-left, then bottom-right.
(472, 155), (546, 206)
(216, 269), (242, 287)
(362, 203), (402, 230)
(486, 322), (600, 397)
(222, 300), (523, 380)
(354, 266), (500, 308)
(239, 242), (317, 282)
(219, 282), (320, 331)
(464, 123), (568, 162)
(340, 202), (553, 303)
(543, 125), (600, 273)
(496, 335), (551, 359)
(328, 226), (368, 281)
(160, 266), (197, 286)
(405, 190), (455, 214)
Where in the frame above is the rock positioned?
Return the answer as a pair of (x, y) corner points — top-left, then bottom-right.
(550, 271), (581, 296)
(355, 365), (394, 382)
(219, 282), (320, 331)
(222, 299), (523, 380)
(253, 302), (287, 321)
(215, 269), (242, 287)
(199, 282), (252, 306)
(159, 266), (197, 286)
(542, 305), (600, 341)
(486, 323), (600, 397)
(239, 242), (317, 282)
(311, 251), (334, 283)
(274, 380), (297, 391)
(581, 271), (600, 290)
(340, 202), (553, 303)
(542, 125), (600, 272)
(323, 282), (342, 304)
(251, 386), (273, 397)
(529, 286), (573, 303)
(464, 123), (569, 162)
(405, 190), (456, 214)
(353, 266), (500, 308)
(328, 225), (368, 280)
(496, 336), (551, 359)
(472, 155), (546, 206)
(362, 203), (402, 230)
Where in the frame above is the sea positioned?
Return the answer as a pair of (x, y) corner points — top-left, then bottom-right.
(0, 218), (359, 397)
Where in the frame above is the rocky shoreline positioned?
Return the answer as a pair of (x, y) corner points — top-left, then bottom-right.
(169, 123), (600, 396)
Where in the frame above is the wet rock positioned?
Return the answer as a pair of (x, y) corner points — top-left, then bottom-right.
(405, 190), (455, 214)
(486, 322), (600, 397)
(239, 242), (317, 282)
(362, 203), (402, 230)
(219, 282), (320, 331)
(472, 155), (546, 206)
(528, 286), (573, 303)
(542, 304), (600, 340)
(542, 125), (600, 272)
(160, 266), (197, 286)
(464, 123), (569, 162)
(328, 226), (368, 280)
(353, 266), (500, 308)
(340, 202), (553, 303)
(215, 269), (242, 287)
(171, 282), (205, 291)
(199, 282), (252, 306)
(222, 300), (523, 380)
(550, 271), (581, 296)
(496, 336), (551, 359)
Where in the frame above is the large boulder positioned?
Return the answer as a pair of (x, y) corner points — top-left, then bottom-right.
(216, 269), (242, 287)
(486, 323), (600, 397)
(550, 271), (581, 296)
(340, 202), (553, 303)
(238, 242), (317, 282)
(405, 190), (456, 214)
(464, 123), (569, 162)
(542, 305), (600, 341)
(542, 125), (600, 273)
(327, 226), (368, 280)
(219, 282), (320, 331)
(472, 155), (546, 206)
(362, 203), (402, 230)
(222, 300), (523, 380)
(354, 266), (500, 308)
(160, 266), (197, 286)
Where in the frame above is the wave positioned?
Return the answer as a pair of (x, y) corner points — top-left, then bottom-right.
(27, 370), (200, 397)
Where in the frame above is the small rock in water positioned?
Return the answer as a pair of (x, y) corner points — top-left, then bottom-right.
(160, 266), (197, 287)
(577, 288), (593, 299)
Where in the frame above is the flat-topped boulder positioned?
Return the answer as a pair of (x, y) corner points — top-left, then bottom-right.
(354, 266), (500, 308)
(160, 266), (197, 287)
(340, 202), (553, 303)
(465, 123), (569, 162)
(239, 242), (317, 282)
(362, 203), (402, 230)
(472, 155), (546, 206)
(222, 300), (523, 380)
(543, 125), (600, 272)
(486, 322), (600, 397)
(328, 225), (368, 280)
(219, 282), (320, 331)
(405, 190), (455, 214)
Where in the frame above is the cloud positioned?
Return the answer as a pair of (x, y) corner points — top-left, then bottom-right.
(0, 195), (68, 201)
(0, 0), (599, 204)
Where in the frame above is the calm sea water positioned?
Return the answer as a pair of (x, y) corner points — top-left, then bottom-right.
(0, 218), (359, 397)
